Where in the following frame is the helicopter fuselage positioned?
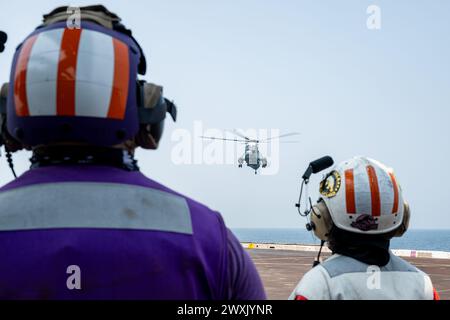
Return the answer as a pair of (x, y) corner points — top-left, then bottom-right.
(201, 129), (297, 174)
(238, 144), (267, 173)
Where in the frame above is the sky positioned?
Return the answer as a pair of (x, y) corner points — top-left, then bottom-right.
(0, 0), (449, 229)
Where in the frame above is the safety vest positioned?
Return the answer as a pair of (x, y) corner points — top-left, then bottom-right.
(0, 165), (262, 299)
(290, 252), (438, 300)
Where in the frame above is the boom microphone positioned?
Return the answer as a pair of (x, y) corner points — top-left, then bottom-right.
(302, 156), (334, 180)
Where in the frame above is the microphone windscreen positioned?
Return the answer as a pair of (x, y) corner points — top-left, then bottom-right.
(0, 31), (6, 53)
(0, 31), (7, 43)
(310, 156), (334, 173)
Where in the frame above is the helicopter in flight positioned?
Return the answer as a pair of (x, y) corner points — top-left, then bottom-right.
(200, 130), (299, 174)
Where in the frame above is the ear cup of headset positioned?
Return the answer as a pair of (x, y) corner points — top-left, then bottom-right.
(149, 120), (164, 147)
(0, 83), (24, 152)
(310, 200), (334, 241)
(134, 82), (166, 150)
(134, 121), (164, 150)
(133, 124), (155, 149)
(392, 201), (410, 237)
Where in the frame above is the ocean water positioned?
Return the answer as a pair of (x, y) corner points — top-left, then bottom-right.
(232, 228), (450, 252)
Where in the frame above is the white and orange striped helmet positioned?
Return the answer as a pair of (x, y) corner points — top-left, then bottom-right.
(1, 6), (176, 150)
(4, 21), (141, 148)
(313, 156), (406, 236)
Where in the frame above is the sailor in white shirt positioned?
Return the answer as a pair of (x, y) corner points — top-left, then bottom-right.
(290, 156), (439, 300)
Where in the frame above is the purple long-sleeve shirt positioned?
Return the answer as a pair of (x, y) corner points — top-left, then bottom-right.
(0, 165), (266, 300)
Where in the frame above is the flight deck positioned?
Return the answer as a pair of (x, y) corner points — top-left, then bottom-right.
(246, 247), (450, 300)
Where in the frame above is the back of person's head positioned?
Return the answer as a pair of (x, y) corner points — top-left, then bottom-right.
(0, 5), (176, 157)
(309, 156), (410, 265)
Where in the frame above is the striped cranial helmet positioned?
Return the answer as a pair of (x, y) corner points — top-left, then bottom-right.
(317, 156), (405, 235)
(6, 21), (138, 147)
(1, 5), (176, 150)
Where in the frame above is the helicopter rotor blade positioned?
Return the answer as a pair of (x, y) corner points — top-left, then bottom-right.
(199, 136), (248, 143)
(259, 140), (300, 144)
(227, 129), (251, 141)
(259, 132), (300, 142)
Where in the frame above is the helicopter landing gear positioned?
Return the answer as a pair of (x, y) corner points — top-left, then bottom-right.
(255, 170), (257, 175)
(238, 164), (242, 168)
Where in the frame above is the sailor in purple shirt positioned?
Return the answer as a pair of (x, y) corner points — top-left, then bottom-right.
(0, 5), (265, 300)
